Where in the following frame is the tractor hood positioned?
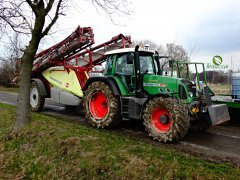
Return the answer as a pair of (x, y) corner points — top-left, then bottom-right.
(143, 74), (180, 95)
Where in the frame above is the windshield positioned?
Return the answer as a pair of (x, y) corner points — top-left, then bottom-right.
(115, 54), (134, 75)
(139, 54), (155, 74)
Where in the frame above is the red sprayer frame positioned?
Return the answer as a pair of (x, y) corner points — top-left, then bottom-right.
(32, 26), (94, 75)
(32, 26), (131, 88)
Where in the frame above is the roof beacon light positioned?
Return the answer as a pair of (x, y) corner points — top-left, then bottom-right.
(144, 44), (149, 51)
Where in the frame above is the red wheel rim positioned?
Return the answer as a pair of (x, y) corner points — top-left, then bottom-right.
(89, 92), (108, 119)
(151, 108), (172, 132)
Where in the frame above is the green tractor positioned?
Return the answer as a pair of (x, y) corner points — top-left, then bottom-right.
(83, 46), (230, 142)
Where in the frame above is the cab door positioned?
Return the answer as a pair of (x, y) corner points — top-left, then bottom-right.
(115, 53), (135, 93)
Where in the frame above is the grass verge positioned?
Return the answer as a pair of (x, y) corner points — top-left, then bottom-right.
(0, 103), (239, 179)
(0, 86), (18, 93)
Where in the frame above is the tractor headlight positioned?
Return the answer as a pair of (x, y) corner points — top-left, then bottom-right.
(189, 92), (193, 97)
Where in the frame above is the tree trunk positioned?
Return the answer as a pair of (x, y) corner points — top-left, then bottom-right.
(9, 0), (61, 129)
(15, 36), (40, 128)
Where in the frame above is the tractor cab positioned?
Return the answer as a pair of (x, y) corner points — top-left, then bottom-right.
(103, 47), (197, 102)
(104, 47), (157, 95)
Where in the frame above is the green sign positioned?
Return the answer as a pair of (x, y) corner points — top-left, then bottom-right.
(212, 55), (223, 65)
(206, 55), (228, 69)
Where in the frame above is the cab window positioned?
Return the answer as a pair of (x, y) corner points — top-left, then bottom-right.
(115, 54), (133, 75)
(139, 54), (155, 74)
(104, 55), (114, 74)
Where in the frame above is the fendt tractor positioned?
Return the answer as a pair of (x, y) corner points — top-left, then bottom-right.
(30, 26), (230, 142)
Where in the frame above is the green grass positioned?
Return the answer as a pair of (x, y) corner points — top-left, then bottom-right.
(0, 86), (18, 93)
(0, 103), (239, 179)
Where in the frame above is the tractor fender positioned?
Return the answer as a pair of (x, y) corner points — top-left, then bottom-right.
(143, 93), (171, 105)
(83, 77), (121, 96)
(31, 78), (48, 97)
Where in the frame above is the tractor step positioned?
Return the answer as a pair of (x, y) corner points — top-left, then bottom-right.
(120, 97), (147, 120)
(121, 98), (130, 119)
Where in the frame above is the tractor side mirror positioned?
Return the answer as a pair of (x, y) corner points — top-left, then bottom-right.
(127, 53), (133, 64)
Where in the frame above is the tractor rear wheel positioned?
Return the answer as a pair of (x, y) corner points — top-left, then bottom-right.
(30, 82), (45, 112)
(143, 97), (190, 142)
(84, 81), (120, 128)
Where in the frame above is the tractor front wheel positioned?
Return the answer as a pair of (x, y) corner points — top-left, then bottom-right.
(84, 81), (120, 128)
(30, 82), (45, 112)
(143, 97), (190, 142)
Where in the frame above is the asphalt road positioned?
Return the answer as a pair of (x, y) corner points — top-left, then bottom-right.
(0, 91), (240, 165)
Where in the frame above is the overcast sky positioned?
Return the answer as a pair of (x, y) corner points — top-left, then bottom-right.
(2, 0), (240, 71)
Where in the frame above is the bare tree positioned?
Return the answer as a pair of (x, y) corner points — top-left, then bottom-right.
(0, 0), (67, 128)
(165, 43), (189, 61)
(0, 0), (131, 129)
(0, 32), (23, 86)
(163, 43), (190, 76)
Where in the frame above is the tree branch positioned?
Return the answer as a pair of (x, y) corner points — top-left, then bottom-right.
(15, 8), (33, 32)
(92, 0), (132, 21)
(45, 0), (55, 14)
(41, 0), (63, 37)
(26, 0), (37, 14)
(0, 14), (30, 34)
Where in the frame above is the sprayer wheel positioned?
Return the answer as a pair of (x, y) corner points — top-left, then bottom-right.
(30, 82), (45, 112)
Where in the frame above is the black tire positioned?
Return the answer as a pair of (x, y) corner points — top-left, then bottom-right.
(83, 81), (121, 128)
(143, 97), (190, 142)
(30, 82), (45, 112)
(189, 115), (211, 131)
